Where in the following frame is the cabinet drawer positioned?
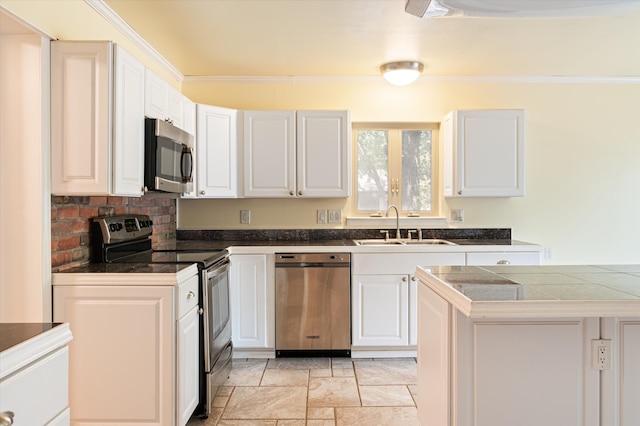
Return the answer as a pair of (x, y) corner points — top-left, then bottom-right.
(0, 346), (69, 425)
(466, 252), (540, 265)
(177, 274), (199, 317)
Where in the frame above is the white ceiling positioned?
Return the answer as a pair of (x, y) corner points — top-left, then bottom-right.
(99, 1), (640, 78)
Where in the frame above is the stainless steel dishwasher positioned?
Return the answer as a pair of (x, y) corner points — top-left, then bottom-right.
(275, 253), (351, 357)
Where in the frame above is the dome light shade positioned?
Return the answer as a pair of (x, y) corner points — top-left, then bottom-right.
(380, 61), (424, 86)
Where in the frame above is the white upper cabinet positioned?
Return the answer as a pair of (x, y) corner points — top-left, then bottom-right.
(443, 109), (525, 197)
(51, 41), (145, 196)
(144, 68), (195, 134)
(297, 110), (351, 197)
(243, 110), (351, 198)
(195, 104), (241, 198)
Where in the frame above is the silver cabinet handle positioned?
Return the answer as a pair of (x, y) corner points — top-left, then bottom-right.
(0, 411), (15, 426)
(497, 260), (510, 265)
(289, 191), (294, 196)
(411, 275), (417, 281)
(187, 291), (195, 300)
(200, 190), (206, 195)
(298, 191), (302, 196)
(402, 276), (408, 282)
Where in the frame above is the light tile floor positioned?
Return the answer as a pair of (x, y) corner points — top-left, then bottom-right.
(187, 357), (418, 426)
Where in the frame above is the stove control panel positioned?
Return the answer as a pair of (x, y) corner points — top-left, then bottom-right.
(93, 214), (153, 244)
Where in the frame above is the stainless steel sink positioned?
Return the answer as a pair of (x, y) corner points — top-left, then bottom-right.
(353, 239), (406, 246)
(404, 239), (457, 245)
(353, 239), (457, 246)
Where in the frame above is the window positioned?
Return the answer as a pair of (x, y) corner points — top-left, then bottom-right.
(353, 123), (438, 216)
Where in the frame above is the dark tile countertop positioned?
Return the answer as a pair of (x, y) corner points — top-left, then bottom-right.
(0, 323), (62, 353)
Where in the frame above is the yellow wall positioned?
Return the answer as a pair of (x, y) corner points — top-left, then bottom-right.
(180, 80), (640, 264)
(3, 0), (638, 264)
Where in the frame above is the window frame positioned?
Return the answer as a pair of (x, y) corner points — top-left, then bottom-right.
(351, 122), (440, 218)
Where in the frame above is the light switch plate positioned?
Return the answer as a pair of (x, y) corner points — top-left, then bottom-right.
(317, 209), (327, 224)
(240, 210), (250, 224)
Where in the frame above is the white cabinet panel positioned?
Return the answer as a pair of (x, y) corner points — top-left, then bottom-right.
(297, 110), (351, 197)
(196, 104), (240, 198)
(51, 41), (144, 196)
(54, 285), (174, 425)
(0, 346), (69, 426)
(243, 110), (350, 198)
(443, 109), (525, 197)
(352, 274), (409, 346)
(177, 305), (199, 426)
(230, 254), (274, 349)
(244, 110), (296, 197)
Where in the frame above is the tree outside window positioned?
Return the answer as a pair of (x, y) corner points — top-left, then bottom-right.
(354, 123), (437, 216)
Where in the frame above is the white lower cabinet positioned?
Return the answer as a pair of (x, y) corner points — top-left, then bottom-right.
(0, 345), (71, 425)
(416, 283), (640, 426)
(229, 254), (275, 356)
(52, 271), (199, 426)
(351, 252), (465, 353)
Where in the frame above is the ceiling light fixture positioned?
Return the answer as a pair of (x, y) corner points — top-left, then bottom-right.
(380, 61), (424, 86)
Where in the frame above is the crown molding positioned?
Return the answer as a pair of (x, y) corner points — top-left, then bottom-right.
(184, 74), (640, 85)
(84, 0), (183, 83)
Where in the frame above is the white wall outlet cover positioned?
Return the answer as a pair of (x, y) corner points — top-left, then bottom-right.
(328, 209), (342, 223)
(240, 210), (251, 224)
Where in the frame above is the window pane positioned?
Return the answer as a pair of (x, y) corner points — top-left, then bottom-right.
(357, 130), (388, 211)
(401, 130), (432, 212)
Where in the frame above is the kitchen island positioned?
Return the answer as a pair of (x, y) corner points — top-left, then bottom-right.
(415, 265), (640, 426)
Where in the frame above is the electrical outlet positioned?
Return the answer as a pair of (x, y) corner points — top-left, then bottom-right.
(592, 339), (612, 370)
(240, 210), (251, 224)
(317, 209), (327, 224)
(328, 209), (342, 224)
(544, 247), (553, 261)
(450, 209), (464, 222)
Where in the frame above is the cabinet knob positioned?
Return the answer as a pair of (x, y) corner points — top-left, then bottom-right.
(411, 275), (417, 281)
(0, 411), (15, 426)
(497, 260), (510, 265)
(458, 190), (462, 195)
(298, 191), (302, 196)
(200, 190), (206, 195)
(402, 276), (408, 282)
(289, 191), (294, 196)
(187, 291), (195, 300)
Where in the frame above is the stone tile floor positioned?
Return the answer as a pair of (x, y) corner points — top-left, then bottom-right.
(187, 357), (418, 426)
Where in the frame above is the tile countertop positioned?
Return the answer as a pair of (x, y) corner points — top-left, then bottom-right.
(415, 264), (640, 319)
(0, 323), (73, 379)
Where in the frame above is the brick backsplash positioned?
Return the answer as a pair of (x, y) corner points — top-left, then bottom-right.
(51, 195), (176, 271)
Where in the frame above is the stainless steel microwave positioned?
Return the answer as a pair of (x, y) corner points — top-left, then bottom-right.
(144, 118), (194, 194)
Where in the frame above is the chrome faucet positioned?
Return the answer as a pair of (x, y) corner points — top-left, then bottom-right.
(386, 204), (400, 240)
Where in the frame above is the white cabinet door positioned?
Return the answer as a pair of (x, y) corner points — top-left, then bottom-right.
(602, 318), (640, 426)
(168, 86), (185, 130)
(112, 45), (145, 196)
(144, 68), (168, 120)
(196, 104), (240, 197)
(244, 110), (296, 197)
(51, 41), (144, 196)
(53, 285), (174, 426)
(297, 110), (351, 197)
(443, 109), (525, 197)
(352, 274), (409, 346)
(51, 41), (111, 195)
(177, 305), (199, 426)
(243, 110), (351, 198)
(230, 254), (274, 349)
(466, 251), (541, 265)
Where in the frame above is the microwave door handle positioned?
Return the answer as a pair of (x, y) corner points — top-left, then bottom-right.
(180, 147), (193, 182)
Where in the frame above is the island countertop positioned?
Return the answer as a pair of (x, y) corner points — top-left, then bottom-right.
(415, 264), (640, 318)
